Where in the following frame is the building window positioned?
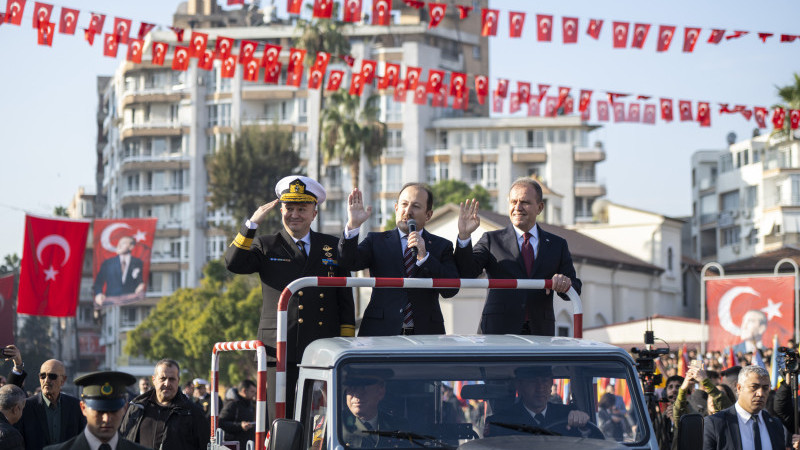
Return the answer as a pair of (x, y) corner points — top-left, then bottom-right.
(467, 162), (496, 188)
(426, 163), (449, 184)
(207, 103), (231, 127)
(298, 98), (308, 123)
(381, 164), (402, 192)
(325, 199), (343, 222)
(720, 227), (741, 246)
(383, 96), (402, 122)
(720, 190), (740, 213)
(170, 104), (179, 124)
(326, 165), (342, 186)
(667, 247), (674, 272)
(121, 306), (138, 326)
(574, 163), (595, 183)
(387, 129), (402, 151)
(472, 45), (481, 60)
(720, 154), (733, 172)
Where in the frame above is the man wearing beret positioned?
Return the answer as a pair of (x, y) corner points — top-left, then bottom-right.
(225, 175), (356, 418)
(43, 371), (149, 450)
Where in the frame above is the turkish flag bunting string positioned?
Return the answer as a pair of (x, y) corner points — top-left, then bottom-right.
(4, 0), (795, 130)
(313, 0), (333, 19)
(327, 69), (344, 90)
(456, 5), (471, 20)
(287, 0), (302, 14)
(18, 214), (90, 317)
(772, 108), (786, 129)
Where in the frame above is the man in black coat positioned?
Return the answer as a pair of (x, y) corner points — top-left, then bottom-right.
(0, 384), (26, 450)
(455, 178), (581, 336)
(93, 236), (145, 305)
(225, 175), (356, 418)
(339, 183), (459, 336)
(485, 367), (589, 437)
(119, 360), (208, 450)
(340, 371), (410, 448)
(15, 360), (85, 450)
(703, 366), (788, 450)
(218, 380), (256, 449)
(44, 371), (149, 450)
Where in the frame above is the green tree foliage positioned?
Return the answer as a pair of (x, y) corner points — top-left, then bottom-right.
(125, 260), (262, 385)
(321, 90), (387, 188)
(382, 180), (492, 230)
(207, 126), (301, 232)
(15, 316), (55, 392)
(772, 73), (800, 140)
(430, 180), (492, 210)
(0, 253), (20, 274)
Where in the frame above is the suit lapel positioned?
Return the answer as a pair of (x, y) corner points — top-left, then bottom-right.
(725, 407), (743, 450)
(763, 412), (784, 450)
(388, 229), (404, 275)
(279, 229), (307, 267)
(532, 224), (550, 276)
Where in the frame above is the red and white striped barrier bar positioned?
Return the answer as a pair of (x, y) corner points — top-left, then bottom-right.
(274, 277), (582, 419)
(210, 340), (268, 450)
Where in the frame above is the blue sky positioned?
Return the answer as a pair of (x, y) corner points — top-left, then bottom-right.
(1, 0), (798, 260)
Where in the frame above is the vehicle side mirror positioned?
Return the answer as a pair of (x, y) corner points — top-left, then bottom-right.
(268, 419), (304, 450)
(677, 413), (704, 450)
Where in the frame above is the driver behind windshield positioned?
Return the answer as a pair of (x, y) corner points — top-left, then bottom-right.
(340, 370), (409, 448)
(485, 367), (590, 436)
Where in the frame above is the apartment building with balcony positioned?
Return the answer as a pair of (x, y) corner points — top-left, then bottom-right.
(690, 133), (800, 264)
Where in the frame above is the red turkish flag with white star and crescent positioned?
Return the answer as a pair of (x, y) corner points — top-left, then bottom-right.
(535, 14), (551, 41)
(508, 11), (525, 38)
(683, 27), (701, 52)
(137, 22), (155, 40)
(586, 19), (602, 39)
(596, 101), (609, 121)
(657, 25), (676, 52)
(562, 17), (578, 43)
(578, 89), (592, 112)
(706, 276), (794, 352)
(772, 108), (786, 129)
(753, 107), (767, 128)
(660, 98), (674, 121)
(5, 0), (26, 26)
(126, 38), (144, 63)
(264, 61), (281, 84)
(378, 63), (400, 89)
(372, 0), (391, 26)
(18, 214), (90, 317)
(643, 104), (656, 124)
(343, 0), (361, 22)
(31, 2), (52, 29)
(405, 67), (421, 91)
(189, 31), (208, 58)
(172, 46), (190, 71)
(221, 55), (237, 78)
(790, 110), (800, 130)
(631, 23), (650, 49)
(428, 3), (446, 29)
(708, 29), (725, 44)
(393, 80), (407, 102)
(326, 70), (344, 90)
(37, 21), (54, 45)
(216, 36), (235, 60)
(152, 41), (168, 65)
(679, 100), (693, 121)
(480, 8), (499, 37)
(612, 21), (629, 48)
(58, 7), (78, 34)
(92, 218), (157, 308)
(198, 49), (214, 71)
(313, 0), (333, 19)
(287, 0), (302, 14)
(360, 59), (377, 84)
(426, 69), (445, 94)
(475, 75), (489, 103)
(103, 33), (119, 57)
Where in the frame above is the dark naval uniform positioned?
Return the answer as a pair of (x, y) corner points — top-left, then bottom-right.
(225, 224), (355, 419)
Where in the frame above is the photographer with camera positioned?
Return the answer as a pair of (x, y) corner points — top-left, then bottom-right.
(670, 362), (734, 450)
(774, 346), (800, 436)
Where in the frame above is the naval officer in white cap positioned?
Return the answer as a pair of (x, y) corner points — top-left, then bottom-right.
(225, 175), (355, 420)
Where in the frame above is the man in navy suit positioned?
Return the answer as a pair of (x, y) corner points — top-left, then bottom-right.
(340, 183), (459, 336)
(485, 367), (589, 437)
(93, 236), (145, 305)
(454, 178), (581, 336)
(703, 365), (789, 450)
(15, 360), (85, 450)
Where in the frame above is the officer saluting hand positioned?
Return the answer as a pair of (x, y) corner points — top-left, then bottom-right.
(44, 371), (149, 450)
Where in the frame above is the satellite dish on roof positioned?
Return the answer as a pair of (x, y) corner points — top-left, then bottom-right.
(726, 132), (737, 145)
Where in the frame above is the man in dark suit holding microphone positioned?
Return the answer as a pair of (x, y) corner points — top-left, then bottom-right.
(454, 177), (580, 336)
(339, 183), (459, 336)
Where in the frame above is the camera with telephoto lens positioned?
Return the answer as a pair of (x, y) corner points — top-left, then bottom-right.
(779, 346), (800, 375)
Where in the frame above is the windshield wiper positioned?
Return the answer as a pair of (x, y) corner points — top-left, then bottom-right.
(363, 429), (457, 449)
(488, 421), (561, 436)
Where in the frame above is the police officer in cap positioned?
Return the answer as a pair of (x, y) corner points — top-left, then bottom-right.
(44, 371), (149, 450)
(225, 175), (355, 419)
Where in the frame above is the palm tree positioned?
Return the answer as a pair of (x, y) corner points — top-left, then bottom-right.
(321, 89), (387, 188)
(771, 73), (800, 140)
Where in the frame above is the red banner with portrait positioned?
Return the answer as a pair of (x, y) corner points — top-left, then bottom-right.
(92, 218), (157, 307)
(706, 276), (795, 352)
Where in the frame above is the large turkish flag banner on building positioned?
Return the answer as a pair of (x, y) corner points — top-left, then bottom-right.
(92, 218), (157, 307)
(18, 214), (90, 317)
(706, 276), (795, 352)
(0, 273), (15, 344)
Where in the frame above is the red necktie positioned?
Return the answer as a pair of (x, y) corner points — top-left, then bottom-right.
(521, 232), (534, 277)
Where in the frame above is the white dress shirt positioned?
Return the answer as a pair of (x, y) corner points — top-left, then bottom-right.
(344, 226), (429, 265)
(734, 403), (772, 450)
(84, 427), (120, 450)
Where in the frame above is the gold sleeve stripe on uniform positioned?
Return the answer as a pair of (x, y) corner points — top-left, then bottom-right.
(231, 233), (253, 250)
(340, 324), (355, 337)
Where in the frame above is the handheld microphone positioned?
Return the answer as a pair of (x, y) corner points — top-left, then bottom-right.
(407, 219), (418, 259)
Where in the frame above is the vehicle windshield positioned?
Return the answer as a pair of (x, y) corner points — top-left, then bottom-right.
(335, 358), (648, 448)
